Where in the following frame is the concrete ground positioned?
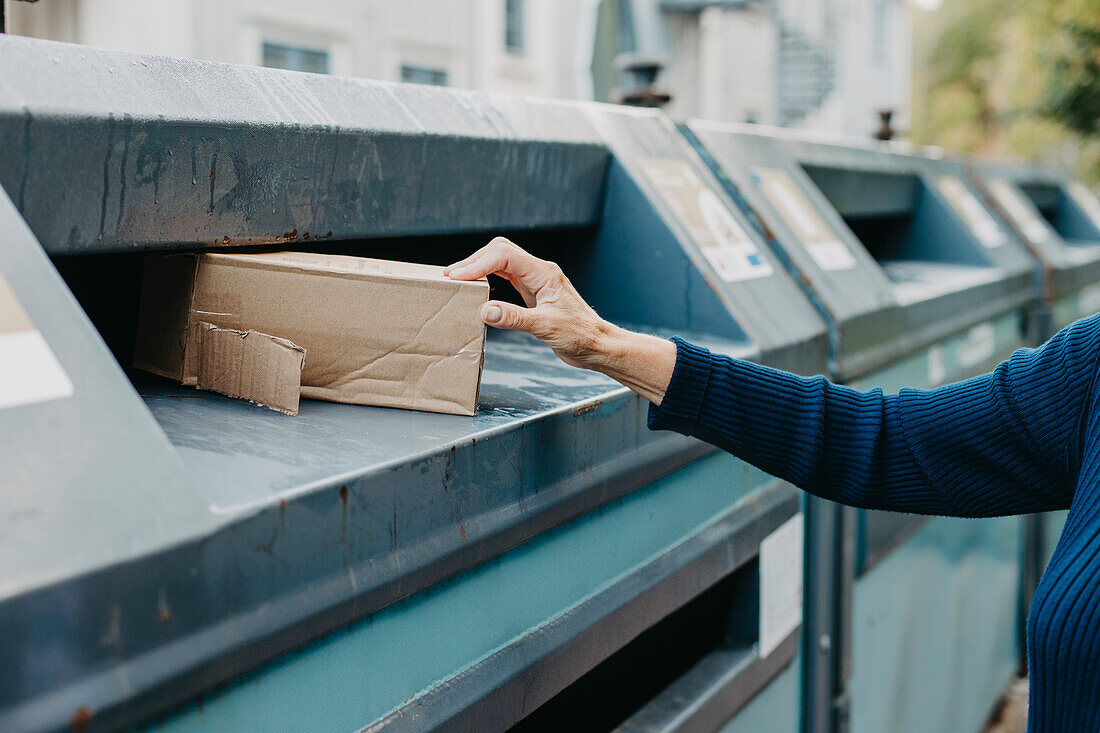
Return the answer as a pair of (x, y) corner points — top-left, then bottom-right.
(982, 678), (1029, 733)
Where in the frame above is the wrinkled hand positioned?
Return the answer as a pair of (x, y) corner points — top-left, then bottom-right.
(446, 238), (677, 404)
(444, 237), (614, 370)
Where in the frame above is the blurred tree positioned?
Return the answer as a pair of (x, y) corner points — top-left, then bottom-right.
(1039, 3), (1100, 137)
(910, 0), (1100, 183)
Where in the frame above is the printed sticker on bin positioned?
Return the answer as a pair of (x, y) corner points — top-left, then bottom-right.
(986, 178), (1052, 245)
(750, 167), (858, 271)
(935, 175), (1008, 248)
(759, 513), (804, 658)
(0, 272), (73, 411)
(639, 158), (774, 283)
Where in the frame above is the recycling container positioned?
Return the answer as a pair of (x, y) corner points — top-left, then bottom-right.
(967, 160), (1100, 649)
(682, 121), (1039, 733)
(0, 37), (829, 733)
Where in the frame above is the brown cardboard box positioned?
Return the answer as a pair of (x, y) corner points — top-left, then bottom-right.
(134, 251), (489, 416)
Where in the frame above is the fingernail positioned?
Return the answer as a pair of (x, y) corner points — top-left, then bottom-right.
(484, 305), (502, 324)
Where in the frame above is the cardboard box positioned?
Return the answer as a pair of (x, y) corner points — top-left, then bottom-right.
(134, 251), (489, 416)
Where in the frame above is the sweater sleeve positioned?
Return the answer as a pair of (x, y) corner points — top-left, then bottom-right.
(648, 316), (1100, 517)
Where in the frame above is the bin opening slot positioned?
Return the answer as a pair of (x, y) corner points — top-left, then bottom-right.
(510, 557), (760, 731)
(50, 227), (604, 370)
(802, 165), (993, 269)
(1019, 182), (1100, 244)
(53, 227), (655, 510)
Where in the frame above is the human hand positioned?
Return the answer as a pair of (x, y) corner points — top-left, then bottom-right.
(445, 237), (676, 404)
(443, 237), (614, 370)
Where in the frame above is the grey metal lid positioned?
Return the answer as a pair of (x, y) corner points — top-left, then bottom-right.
(683, 121), (1038, 379)
(968, 160), (1100, 300)
(0, 35), (608, 255)
(580, 104), (827, 374)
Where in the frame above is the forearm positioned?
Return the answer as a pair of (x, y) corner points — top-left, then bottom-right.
(584, 325), (677, 405)
(447, 240), (1092, 518)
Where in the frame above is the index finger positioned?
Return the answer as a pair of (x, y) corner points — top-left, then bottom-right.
(444, 238), (555, 292)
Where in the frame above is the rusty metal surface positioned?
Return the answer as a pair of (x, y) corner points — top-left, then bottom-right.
(0, 35), (608, 254)
(0, 329), (725, 733)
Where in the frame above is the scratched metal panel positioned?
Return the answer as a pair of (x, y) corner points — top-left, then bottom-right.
(0, 186), (210, 599)
(132, 453), (797, 733)
(2, 325), (758, 732)
(0, 35), (608, 254)
(0, 188), (218, 728)
(847, 516), (1021, 733)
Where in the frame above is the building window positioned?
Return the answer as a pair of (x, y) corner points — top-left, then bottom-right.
(400, 65), (450, 86)
(262, 42), (330, 74)
(505, 0), (525, 54)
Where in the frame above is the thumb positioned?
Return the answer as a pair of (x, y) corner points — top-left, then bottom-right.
(481, 301), (541, 334)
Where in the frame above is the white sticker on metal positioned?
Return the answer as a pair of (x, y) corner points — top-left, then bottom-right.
(639, 158), (774, 282)
(936, 175), (1008, 248)
(0, 331), (74, 410)
(1068, 181), (1100, 231)
(759, 513), (804, 659)
(927, 344), (947, 385)
(987, 178), (1052, 245)
(0, 273), (73, 410)
(751, 167), (858, 271)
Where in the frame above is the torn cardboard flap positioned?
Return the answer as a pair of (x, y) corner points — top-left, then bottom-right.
(135, 251), (489, 416)
(195, 323), (305, 415)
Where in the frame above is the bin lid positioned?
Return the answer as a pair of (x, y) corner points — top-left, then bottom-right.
(0, 35), (609, 255)
(684, 121), (1037, 379)
(970, 160), (1100, 302)
(580, 104), (828, 375)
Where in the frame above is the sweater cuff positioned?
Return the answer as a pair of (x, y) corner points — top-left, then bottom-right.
(647, 337), (713, 433)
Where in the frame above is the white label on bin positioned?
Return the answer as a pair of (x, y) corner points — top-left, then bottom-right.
(1068, 181), (1100, 231)
(928, 344), (947, 385)
(639, 158), (774, 282)
(0, 273), (73, 410)
(759, 513), (804, 658)
(936, 175), (1008, 248)
(751, 167), (858, 271)
(987, 178), (1052, 244)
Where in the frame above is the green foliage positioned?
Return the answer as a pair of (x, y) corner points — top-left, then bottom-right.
(1042, 19), (1100, 136)
(911, 0), (1100, 183)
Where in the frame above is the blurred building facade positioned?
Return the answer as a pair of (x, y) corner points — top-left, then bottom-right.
(6, 0), (911, 138)
(642, 0), (912, 137)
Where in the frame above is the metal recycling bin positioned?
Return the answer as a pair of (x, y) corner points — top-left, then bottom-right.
(681, 121), (1039, 733)
(0, 37), (829, 733)
(967, 160), (1100, 647)
(574, 102), (833, 733)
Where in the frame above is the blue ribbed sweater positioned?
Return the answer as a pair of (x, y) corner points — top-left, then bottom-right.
(648, 314), (1100, 732)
